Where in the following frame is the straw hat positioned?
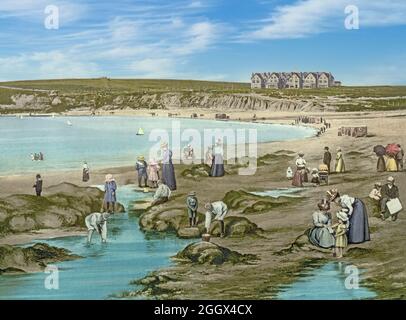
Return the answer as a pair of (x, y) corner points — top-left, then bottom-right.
(326, 188), (339, 201)
(105, 174), (114, 182)
(188, 191), (197, 196)
(149, 158), (158, 165)
(160, 141), (168, 148)
(137, 155), (145, 161)
(387, 176), (395, 182)
(374, 182), (382, 187)
(336, 210), (349, 222)
(204, 203), (213, 210)
(337, 147), (342, 152)
(298, 152), (305, 157)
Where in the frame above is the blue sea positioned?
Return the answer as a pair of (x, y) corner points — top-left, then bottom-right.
(0, 116), (315, 175)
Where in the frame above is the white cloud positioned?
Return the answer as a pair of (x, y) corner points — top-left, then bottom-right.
(242, 0), (406, 40)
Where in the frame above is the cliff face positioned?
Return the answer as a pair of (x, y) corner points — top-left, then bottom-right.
(0, 91), (334, 113)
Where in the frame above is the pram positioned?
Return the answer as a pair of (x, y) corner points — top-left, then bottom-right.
(318, 164), (329, 185)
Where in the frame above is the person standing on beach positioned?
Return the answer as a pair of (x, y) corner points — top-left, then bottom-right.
(82, 161), (90, 182)
(136, 155), (148, 188)
(160, 142), (177, 190)
(335, 148), (346, 173)
(104, 174), (117, 213)
(210, 139), (225, 177)
(292, 152), (307, 187)
(186, 191), (198, 227)
(147, 158), (160, 188)
(33, 174), (43, 196)
(323, 147), (332, 172)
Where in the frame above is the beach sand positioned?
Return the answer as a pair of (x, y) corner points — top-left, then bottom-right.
(1, 110), (406, 299)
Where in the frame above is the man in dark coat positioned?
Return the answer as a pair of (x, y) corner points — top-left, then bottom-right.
(33, 174), (43, 196)
(380, 176), (400, 221)
(323, 146), (332, 172)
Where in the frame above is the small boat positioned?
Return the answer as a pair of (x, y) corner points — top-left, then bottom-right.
(67, 120), (73, 126)
(136, 128), (145, 136)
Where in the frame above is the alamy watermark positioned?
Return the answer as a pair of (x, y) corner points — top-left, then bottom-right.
(44, 5), (59, 30)
(345, 5), (360, 30)
(148, 121), (258, 175)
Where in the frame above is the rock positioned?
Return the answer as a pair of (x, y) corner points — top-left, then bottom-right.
(181, 165), (211, 179)
(0, 243), (81, 274)
(0, 183), (125, 236)
(174, 242), (256, 265)
(223, 190), (301, 215)
(209, 216), (261, 238)
(177, 227), (201, 239)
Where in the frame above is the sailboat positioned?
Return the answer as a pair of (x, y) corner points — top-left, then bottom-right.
(67, 120), (73, 126)
(136, 128), (145, 136)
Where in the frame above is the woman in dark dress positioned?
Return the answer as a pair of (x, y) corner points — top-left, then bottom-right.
(160, 142), (177, 190)
(327, 189), (370, 244)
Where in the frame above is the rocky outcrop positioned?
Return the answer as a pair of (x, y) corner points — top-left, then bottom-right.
(0, 183), (124, 236)
(223, 189), (301, 215)
(139, 205), (262, 239)
(0, 243), (81, 274)
(174, 241), (257, 265)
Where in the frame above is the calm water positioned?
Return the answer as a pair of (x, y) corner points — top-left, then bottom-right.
(0, 185), (191, 300)
(0, 116), (315, 175)
(250, 188), (304, 198)
(277, 262), (377, 300)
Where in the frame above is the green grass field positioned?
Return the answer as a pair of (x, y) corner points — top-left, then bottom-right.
(0, 78), (250, 93)
(1, 78), (406, 112)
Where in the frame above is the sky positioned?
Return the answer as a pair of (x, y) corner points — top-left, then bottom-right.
(0, 0), (406, 85)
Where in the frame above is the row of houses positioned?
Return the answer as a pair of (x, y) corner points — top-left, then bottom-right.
(251, 72), (341, 89)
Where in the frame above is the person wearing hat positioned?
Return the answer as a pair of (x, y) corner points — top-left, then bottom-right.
(380, 176), (400, 221)
(104, 174), (117, 213)
(292, 152), (307, 187)
(335, 147), (346, 173)
(160, 142), (177, 191)
(310, 168), (320, 186)
(327, 188), (370, 244)
(204, 201), (228, 238)
(308, 200), (335, 249)
(332, 210), (349, 258)
(136, 155), (148, 188)
(323, 146), (332, 172)
(186, 191), (198, 227)
(147, 158), (160, 188)
(369, 182), (382, 201)
(151, 180), (172, 206)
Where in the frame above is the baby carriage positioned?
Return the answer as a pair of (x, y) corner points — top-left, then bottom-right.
(318, 164), (329, 185)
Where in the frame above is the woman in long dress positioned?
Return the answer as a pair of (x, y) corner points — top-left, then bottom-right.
(292, 152), (307, 187)
(82, 161), (90, 182)
(386, 155), (398, 172)
(210, 139), (225, 177)
(104, 174), (117, 213)
(327, 189), (370, 244)
(160, 142), (177, 190)
(335, 148), (346, 173)
(376, 155), (386, 172)
(308, 201), (335, 249)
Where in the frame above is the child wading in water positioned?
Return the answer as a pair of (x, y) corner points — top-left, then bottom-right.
(333, 210), (349, 258)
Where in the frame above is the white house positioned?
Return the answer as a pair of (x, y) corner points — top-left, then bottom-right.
(251, 71), (338, 89)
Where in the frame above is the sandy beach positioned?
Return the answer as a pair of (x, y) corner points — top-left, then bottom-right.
(1, 110), (406, 299)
